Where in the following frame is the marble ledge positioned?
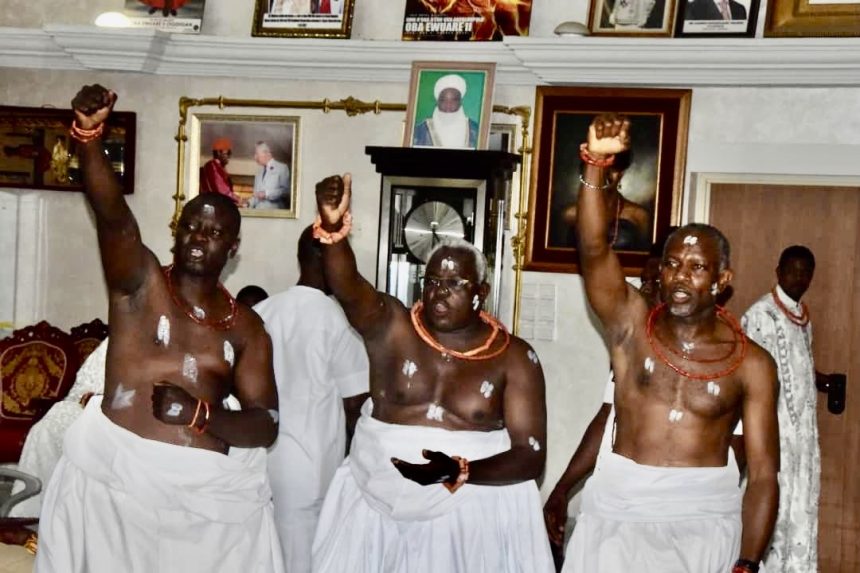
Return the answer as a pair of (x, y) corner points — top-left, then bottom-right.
(0, 25), (859, 86)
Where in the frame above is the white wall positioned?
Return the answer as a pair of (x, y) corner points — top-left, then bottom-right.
(2, 2), (860, 507)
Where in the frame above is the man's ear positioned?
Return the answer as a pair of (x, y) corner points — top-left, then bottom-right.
(229, 237), (240, 258)
(718, 268), (733, 291)
(479, 282), (491, 300)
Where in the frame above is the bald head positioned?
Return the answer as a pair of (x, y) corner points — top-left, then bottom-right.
(664, 223), (730, 271)
(182, 193), (241, 237)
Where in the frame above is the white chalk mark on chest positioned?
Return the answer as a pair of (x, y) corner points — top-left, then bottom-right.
(528, 436), (541, 451)
(166, 402), (183, 417)
(192, 306), (206, 320)
(157, 315), (170, 347)
(402, 359), (418, 378)
(426, 403), (445, 422)
(668, 408), (684, 423)
(706, 380), (721, 396)
(182, 353), (198, 384)
(268, 409), (279, 424)
(644, 357), (655, 374)
(223, 340), (235, 368)
(480, 380), (494, 399)
(111, 384), (136, 410)
(527, 350), (540, 365)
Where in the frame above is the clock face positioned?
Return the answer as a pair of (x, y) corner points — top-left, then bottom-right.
(403, 200), (466, 263)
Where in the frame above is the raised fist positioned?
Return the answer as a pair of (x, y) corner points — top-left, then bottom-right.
(71, 84), (116, 131)
(151, 381), (197, 426)
(586, 113), (631, 157)
(315, 173), (352, 228)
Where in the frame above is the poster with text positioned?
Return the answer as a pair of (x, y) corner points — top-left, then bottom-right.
(402, 0), (532, 41)
(122, 0), (206, 33)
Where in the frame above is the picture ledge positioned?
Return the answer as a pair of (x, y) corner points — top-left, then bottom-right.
(0, 25), (859, 86)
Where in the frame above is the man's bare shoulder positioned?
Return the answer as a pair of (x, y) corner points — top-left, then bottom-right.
(739, 337), (778, 391)
(504, 335), (544, 379)
(234, 303), (268, 338)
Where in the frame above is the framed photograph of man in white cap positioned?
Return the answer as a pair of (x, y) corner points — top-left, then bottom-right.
(403, 61), (496, 150)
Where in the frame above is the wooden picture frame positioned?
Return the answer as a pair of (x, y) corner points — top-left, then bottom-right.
(524, 87), (691, 275)
(186, 113), (300, 219)
(251, 0), (356, 38)
(588, 0), (677, 35)
(674, 0), (760, 36)
(403, 61), (496, 150)
(0, 106), (136, 194)
(765, 0), (860, 36)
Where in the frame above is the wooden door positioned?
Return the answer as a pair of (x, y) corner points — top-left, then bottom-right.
(709, 182), (860, 573)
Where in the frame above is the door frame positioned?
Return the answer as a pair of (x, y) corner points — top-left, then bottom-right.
(685, 172), (860, 224)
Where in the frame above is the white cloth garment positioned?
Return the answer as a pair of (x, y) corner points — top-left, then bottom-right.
(312, 400), (554, 573)
(563, 408), (743, 573)
(428, 108), (471, 148)
(742, 285), (820, 573)
(10, 339), (108, 518)
(254, 286), (369, 573)
(35, 396), (284, 573)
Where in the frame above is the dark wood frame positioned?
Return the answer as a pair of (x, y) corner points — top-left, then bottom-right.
(251, 0), (356, 39)
(765, 0), (860, 36)
(0, 106), (136, 194)
(674, 0), (760, 37)
(524, 87), (690, 275)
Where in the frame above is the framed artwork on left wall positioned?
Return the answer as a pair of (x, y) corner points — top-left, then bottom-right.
(0, 106), (136, 194)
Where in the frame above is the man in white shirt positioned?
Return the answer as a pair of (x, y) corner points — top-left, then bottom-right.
(742, 245), (832, 573)
(254, 226), (369, 573)
(252, 141), (291, 210)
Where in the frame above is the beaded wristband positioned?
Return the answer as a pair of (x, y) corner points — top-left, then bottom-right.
(579, 143), (615, 168)
(732, 559), (760, 573)
(443, 456), (470, 494)
(313, 211), (353, 245)
(578, 174), (610, 192)
(69, 120), (104, 144)
(194, 400), (211, 434)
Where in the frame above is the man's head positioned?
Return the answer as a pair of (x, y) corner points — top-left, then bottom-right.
(212, 137), (232, 166)
(297, 224), (328, 293)
(422, 239), (489, 332)
(174, 193), (241, 277)
(660, 223), (732, 318)
(433, 74), (466, 114)
(236, 284), (268, 308)
(777, 245), (815, 302)
(254, 142), (273, 167)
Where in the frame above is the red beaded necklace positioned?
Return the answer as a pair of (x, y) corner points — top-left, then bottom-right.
(646, 303), (747, 381)
(164, 265), (238, 330)
(771, 287), (809, 327)
(410, 302), (511, 361)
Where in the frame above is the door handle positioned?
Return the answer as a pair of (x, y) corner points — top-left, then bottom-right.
(822, 373), (846, 415)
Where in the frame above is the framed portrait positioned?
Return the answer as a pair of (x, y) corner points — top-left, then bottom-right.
(0, 106), (136, 194)
(121, 0), (206, 33)
(524, 87), (691, 275)
(765, 0), (860, 36)
(403, 61), (496, 151)
(588, 0), (677, 35)
(251, 0), (356, 38)
(401, 0), (533, 41)
(187, 113), (300, 219)
(674, 0), (759, 36)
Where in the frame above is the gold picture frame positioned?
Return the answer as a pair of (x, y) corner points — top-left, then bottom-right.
(251, 0), (356, 38)
(403, 61), (496, 150)
(765, 0), (860, 36)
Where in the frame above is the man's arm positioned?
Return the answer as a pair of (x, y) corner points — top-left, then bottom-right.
(315, 174), (391, 336)
(739, 345), (780, 564)
(72, 85), (152, 295)
(575, 116), (637, 332)
(543, 403), (611, 545)
(464, 340), (548, 485)
(343, 393), (370, 454)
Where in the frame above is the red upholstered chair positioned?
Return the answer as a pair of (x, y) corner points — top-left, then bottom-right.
(0, 322), (78, 463)
(69, 318), (109, 365)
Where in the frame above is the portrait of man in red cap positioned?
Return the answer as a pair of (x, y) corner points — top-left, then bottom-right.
(199, 137), (241, 206)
